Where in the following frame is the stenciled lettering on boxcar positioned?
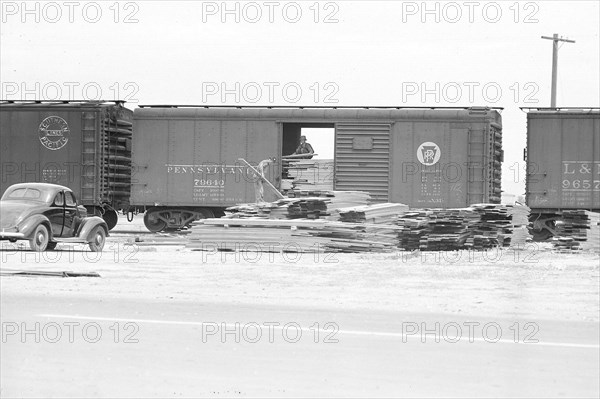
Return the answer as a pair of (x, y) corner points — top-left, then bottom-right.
(416, 141), (444, 204)
(2, 162), (94, 186)
(561, 161), (600, 207)
(38, 116), (70, 150)
(42, 167), (67, 183)
(165, 163), (254, 204)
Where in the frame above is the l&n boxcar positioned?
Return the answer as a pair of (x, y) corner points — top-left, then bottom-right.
(131, 106), (503, 231)
(525, 108), (600, 240)
(0, 101), (133, 229)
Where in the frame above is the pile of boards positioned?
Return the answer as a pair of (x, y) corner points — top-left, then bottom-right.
(287, 190), (372, 211)
(336, 203), (410, 224)
(396, 209), (478, 251)
(395, 204), (532, 251)
(187, 193), (533, 253)
(187, 218), (399, 253)
(188, 190), (402, 253)
(467, 204), (513, 248)
(552, 210), (600, 251)
(283, 159), (334, 191)
(226, 190), (371, 220)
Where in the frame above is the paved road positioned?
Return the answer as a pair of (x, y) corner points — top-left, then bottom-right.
(1, 293), (598, 398)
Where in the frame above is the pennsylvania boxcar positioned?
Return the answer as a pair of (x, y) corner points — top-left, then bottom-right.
(131, 106), (503, 231)
(0, 101), (133, 230)
(524, 108), (600, 240)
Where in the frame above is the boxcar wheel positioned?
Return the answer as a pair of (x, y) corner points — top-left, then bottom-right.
(29, 224), (49, 252)
(531, 227), (553, 242)
(144, 209), (167, 233)
(102, 209), (119, 231)
(89, 226), (106, 252)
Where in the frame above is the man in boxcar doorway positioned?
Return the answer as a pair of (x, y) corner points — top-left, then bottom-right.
(292, 135), (314, 159)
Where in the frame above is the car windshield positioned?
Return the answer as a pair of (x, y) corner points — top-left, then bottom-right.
(2, 188), (44, 201)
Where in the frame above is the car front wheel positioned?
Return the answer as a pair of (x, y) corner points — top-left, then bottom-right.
(29, 224), (49, 252)
(88, 226), (106, 252)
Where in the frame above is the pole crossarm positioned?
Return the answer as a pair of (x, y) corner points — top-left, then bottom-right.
(541, 35), (575, 43)
(541, 33), (576, 108)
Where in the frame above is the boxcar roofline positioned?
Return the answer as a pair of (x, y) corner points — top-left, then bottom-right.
(0, 100), (126, 108)
(139, 105), (504, 109)
(134, 106), (502, 123)
(521, 107), (600, 112)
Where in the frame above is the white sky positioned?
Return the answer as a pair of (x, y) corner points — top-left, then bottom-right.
(1, 0), (599, 198)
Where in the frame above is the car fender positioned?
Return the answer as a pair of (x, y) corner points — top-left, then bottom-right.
(76, 217), (109, 242)
(18, 215), (52, 239)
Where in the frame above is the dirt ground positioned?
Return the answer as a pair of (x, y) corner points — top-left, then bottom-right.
(1, 215), (599, 323)
(2, 215), (599, 398)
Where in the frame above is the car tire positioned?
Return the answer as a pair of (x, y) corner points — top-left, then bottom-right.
(88, 226), (106, 252)
(29, 224), (49, 252)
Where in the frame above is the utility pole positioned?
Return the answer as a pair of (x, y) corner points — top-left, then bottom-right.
(541, 34), (575, 108)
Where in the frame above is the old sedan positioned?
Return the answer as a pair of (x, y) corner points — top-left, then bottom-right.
(0, 183), (108, 251)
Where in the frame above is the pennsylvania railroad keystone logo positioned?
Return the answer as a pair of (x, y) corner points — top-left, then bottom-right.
(417, 142), (441, 166)
(39, 116), (70, 150)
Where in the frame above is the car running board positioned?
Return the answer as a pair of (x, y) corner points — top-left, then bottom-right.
(54, 238), (90, 244)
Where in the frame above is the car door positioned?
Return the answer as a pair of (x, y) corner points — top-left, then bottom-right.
(62, 191), (79, 237)
(46, 191), (65, 237)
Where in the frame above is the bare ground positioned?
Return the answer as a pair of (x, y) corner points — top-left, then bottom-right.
(1, 216), (598, 323)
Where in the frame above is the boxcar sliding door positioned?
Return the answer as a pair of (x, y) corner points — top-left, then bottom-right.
(334, 123), (391, 202)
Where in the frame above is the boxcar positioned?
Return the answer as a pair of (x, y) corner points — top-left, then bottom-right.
(0, 101), (133, 229)
(132, 106), (503, 231)
(525, 108), (600, 240)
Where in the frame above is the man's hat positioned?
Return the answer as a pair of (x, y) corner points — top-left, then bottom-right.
(300, 135), (307, 140)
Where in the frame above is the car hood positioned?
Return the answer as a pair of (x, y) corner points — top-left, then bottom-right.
(0, 201), (44, 229)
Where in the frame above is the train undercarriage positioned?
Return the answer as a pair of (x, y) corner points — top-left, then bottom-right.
(529, 213), (558, 241)
(141, 207), (224, 232)
(528, 210), (600, 242)
(86, 205), (224, 233)
(85, 205), (120, 231)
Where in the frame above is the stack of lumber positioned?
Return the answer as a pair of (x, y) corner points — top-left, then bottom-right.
(287, 190), (371, 209)
(551, 236), (580, 251)
(394, 205), (526, 251)
(193, 198), (534, 253)
(467, 204), (513, 248)
(226, 198), (328, 219)
(580, 212), (600, 251)
(337, 203), (410, 224)
(396, 211), (433, 250)
(552, 210), (600, 251)
(226, 191), (372, 220)
(187, 218), (399, 253)
(225, 202), (279, 219)
(285, 198), (329, 219)
(420, 208), (479, 251)
(286, 159), (334, 191)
